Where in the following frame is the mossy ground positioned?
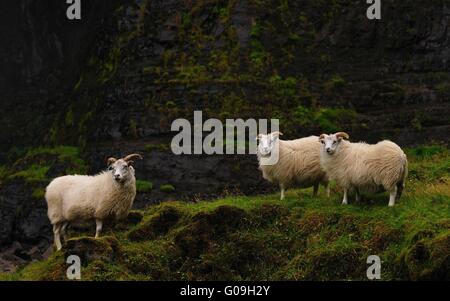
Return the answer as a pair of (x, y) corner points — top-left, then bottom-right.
(1, 145), (449, 281)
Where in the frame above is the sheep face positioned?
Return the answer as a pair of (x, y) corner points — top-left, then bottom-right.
(257, 132), (283, 157)
(108, 159), (134, 183)
(319, 132), (349, 155)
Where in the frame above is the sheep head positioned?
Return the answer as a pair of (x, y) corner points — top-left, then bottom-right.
(107, 154), (143, 183)
(319, 132), (349, 155)
(257, 132), (283, 156)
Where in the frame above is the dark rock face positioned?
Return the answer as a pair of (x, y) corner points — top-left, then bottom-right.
(0, 0), (120, 152)
(0, 180), (52, 272)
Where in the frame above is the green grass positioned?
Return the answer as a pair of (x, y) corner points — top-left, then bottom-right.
(160, 184), (175, 193)
(10, 165), (50, 183)
(15, 146), (88, 176)
(136, 180), (153, 193)
(32, 188), (46, 199)
(0, 165), (8, 185)
(406, 145), (450, 182)
(1, 146), (449, 281)
(1, 145), (88, 200)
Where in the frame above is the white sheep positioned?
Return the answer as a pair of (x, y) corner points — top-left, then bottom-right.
(319, 132), (408, 207)
(45, 154), (143, 251)
(257, 132), (330, 200)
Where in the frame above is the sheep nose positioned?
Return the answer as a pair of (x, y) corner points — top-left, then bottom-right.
(326, 148), (331, 153)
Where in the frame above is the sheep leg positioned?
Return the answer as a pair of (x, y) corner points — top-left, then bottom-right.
(95, 219), (103, 238)
(342, 189), (348, 205)
(280, 184), (285, 200)
(325, 182), (330, 198)
(313, 183), (319, 197)
(61, 222), (69, 242)
(53, 223), (62, 251)
(388, 186), (397, 207)
(355, 188), (361, 202)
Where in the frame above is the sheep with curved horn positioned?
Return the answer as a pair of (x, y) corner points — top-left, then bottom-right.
(45, 153), (143, 251)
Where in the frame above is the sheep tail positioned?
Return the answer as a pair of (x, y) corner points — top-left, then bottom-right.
(396, 156), (408, 200)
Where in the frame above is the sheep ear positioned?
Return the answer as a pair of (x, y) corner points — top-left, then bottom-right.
(107, 157), (117, 166)
(256, 134), (263, 141)
(319, 134), (326, 142)
(335, 132), (350, 141)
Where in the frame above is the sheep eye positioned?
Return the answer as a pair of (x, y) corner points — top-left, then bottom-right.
(108, 166), (113, 171)
(333, 141), (337, 145)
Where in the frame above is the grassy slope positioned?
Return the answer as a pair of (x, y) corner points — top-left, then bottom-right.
(1, 146), (449, 281)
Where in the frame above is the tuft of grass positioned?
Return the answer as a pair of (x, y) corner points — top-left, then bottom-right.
(160, 184), (176, 193)
(10, 165), (50, 183)
(32, 188), (46, 199)
(21, 146), (88, 175)
(0, 165), (9, 185)
(406, 145), (450, 182)
(324, 75), (346, 91)
(406, 145), (447, 159)
(136, 180), (153, 193)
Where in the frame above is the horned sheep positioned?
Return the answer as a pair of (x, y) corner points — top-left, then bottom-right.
(45, 154), (143, 251)
(319, 132), (408, 207)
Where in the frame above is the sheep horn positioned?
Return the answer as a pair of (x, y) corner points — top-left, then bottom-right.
(271, 131), (283, 137)
(107, 157), (117, 166)
(123, 154), (143, 162)
(335, 132), (350, 140)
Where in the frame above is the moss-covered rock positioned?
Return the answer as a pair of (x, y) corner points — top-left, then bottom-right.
(63, 236), (121, 266)
(401, 233), (450, 280)
(279, 243), (368, 281)
(249, 203), (290, 227)
(174, 206), (248, 258)
(297, 212), (341, 235)
(128, 206), (182, 241)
